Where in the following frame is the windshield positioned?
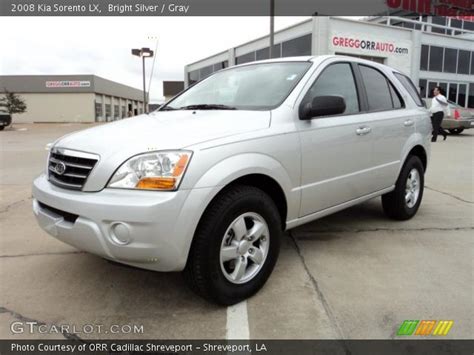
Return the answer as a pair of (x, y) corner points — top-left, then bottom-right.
(162, 62), (312, 111)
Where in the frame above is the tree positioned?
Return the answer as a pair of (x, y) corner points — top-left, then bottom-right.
(0, 90), (27, 115)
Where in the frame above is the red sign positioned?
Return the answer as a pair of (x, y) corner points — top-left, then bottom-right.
(332, 36), (409, 55)
(387, 0), (473, 16)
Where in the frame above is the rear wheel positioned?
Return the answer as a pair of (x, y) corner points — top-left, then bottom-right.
(0, 126), (4, 131)
(184, 185), (281, 305)
(382, 155), (424, 220)
(448, 128), (464, 135)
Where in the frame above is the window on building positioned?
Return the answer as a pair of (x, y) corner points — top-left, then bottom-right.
(256, 47), (270, 61)
(419, 79), (427, 98)
(471, 52), (474, 75)
(188, 70), (199, 85)
(121, 106), (126, 118)
(394, 72), (424, 107)
(114, 105), (119, 119)
(428, 81), (437, 98)
(282, 34), (312, 57)
(235, 52), (256, 65)
(429, 46), (444, 72)
(431, 16), (446, 34)
(457, 50), (470, 75)
(439, 82), (448, 96)
(468, 83), (474, 108)
(443, 48), (457, 73)
(213, 61), (228, 72)
(303, 63), (359, 115)
(105, 104), (111, 121)
(448, 83), (457, 103)
(94, 102), (102, 121)
(464, 20), (474, 32)
(420, 45), (429, 71)
(199, 65), (214, 80)
(451, 19), (463, 35)
(458, 84), (467, 107)
(360, 65), (396, 111)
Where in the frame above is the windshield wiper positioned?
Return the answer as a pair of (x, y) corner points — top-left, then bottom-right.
(179, 104), (237, 110)
(159, 106), (178, 111)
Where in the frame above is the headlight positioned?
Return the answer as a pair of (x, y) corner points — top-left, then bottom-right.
(108, 151), (192, 191)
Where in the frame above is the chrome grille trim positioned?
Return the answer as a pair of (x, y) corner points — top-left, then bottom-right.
(48, 148), (99, 190)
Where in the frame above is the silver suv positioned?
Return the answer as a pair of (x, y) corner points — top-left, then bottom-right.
(33, 56), (431, 305)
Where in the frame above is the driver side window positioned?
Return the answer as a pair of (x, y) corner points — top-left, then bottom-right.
(302, 63), (360, 115)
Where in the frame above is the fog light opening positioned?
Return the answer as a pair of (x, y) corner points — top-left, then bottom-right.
(110, 222), (132, 245)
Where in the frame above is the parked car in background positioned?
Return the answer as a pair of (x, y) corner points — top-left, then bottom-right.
(424, 98), (474, 135)
(33, 56), (431, 305)
(0, 109), (12, 131)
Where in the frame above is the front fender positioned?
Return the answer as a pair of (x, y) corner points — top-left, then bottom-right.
(193, 152), (299, 222)
(174, 153), (299, 270)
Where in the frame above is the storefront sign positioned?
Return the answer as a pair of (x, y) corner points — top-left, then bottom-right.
(332, 36), (409, 55)
(45, 80), (91, 88)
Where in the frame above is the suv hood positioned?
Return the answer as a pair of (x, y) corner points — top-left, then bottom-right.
(54, 110), (270, 191)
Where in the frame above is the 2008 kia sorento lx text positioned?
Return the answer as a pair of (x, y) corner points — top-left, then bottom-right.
(33, 56), (431, 305)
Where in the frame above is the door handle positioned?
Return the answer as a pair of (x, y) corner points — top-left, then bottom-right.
(404, 119), (414, 127)
(356, 126), (372, 135)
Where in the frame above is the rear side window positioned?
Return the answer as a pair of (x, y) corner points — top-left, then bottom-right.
(389, 83), (404, 109)
(302, 63), (360, 115)
(359, 65), (397, 111)
(394, 72), (424, 107)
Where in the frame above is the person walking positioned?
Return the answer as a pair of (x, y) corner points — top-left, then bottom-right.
(429, 86), (449, 142)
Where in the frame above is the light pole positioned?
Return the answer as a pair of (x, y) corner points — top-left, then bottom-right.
(131, 47), (154, 113)
(269, 0), (275, 58)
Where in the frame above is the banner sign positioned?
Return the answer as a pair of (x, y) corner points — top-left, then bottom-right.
(45, 81), (91, 88)
(1, 0), (473, 16)
(332, 36), (410, 55)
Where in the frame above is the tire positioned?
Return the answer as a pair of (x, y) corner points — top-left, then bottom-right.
(448, 128), (464, 135)
(382, 155), (424, 221)
(184, 185), (282, 305)
(0, 126), (4, 131)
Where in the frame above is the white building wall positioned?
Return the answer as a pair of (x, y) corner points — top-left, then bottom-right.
(326, 17), (413, 75)
(9, 93), (95, 123)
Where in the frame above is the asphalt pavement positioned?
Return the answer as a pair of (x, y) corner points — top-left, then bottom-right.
(0, 123), (472, 340)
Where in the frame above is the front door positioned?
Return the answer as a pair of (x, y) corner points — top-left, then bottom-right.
(296, 62), (374, 217)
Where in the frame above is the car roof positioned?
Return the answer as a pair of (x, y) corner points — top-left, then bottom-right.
(232, 55), (404, 75)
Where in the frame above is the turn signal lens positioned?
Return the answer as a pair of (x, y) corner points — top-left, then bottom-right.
(173, 155), (189, 177)
(136, 177), (176, 190)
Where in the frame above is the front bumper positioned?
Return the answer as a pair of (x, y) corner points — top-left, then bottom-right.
(32, 174), (215, 271)
(442, 119), (474, 130)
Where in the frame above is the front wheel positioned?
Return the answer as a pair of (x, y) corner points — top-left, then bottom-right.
(0, 126), (4, 131)
(382, 155), (424, 220)
(184, 185), (281, 305)
(448, 128), (464, 135)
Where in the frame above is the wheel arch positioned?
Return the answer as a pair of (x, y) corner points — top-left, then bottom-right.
(406, 145), (428, 172)
(201, 173), (288, 231)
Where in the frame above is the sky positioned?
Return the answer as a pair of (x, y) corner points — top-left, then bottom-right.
(0, 17), (316, 103)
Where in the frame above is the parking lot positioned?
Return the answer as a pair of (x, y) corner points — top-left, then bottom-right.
(0, 123), (472, 340)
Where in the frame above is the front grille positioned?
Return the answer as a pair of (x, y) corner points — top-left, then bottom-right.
(48, 148), (98, 190)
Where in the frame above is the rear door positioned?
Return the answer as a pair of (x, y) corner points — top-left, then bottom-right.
(356, 64), (414, 191)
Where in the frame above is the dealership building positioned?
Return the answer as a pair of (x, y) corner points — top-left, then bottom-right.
(185, 16), (474, 108)
(0, 75), (144, 123)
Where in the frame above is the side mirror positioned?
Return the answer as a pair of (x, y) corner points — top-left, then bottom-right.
(300, 95), (346, 120)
